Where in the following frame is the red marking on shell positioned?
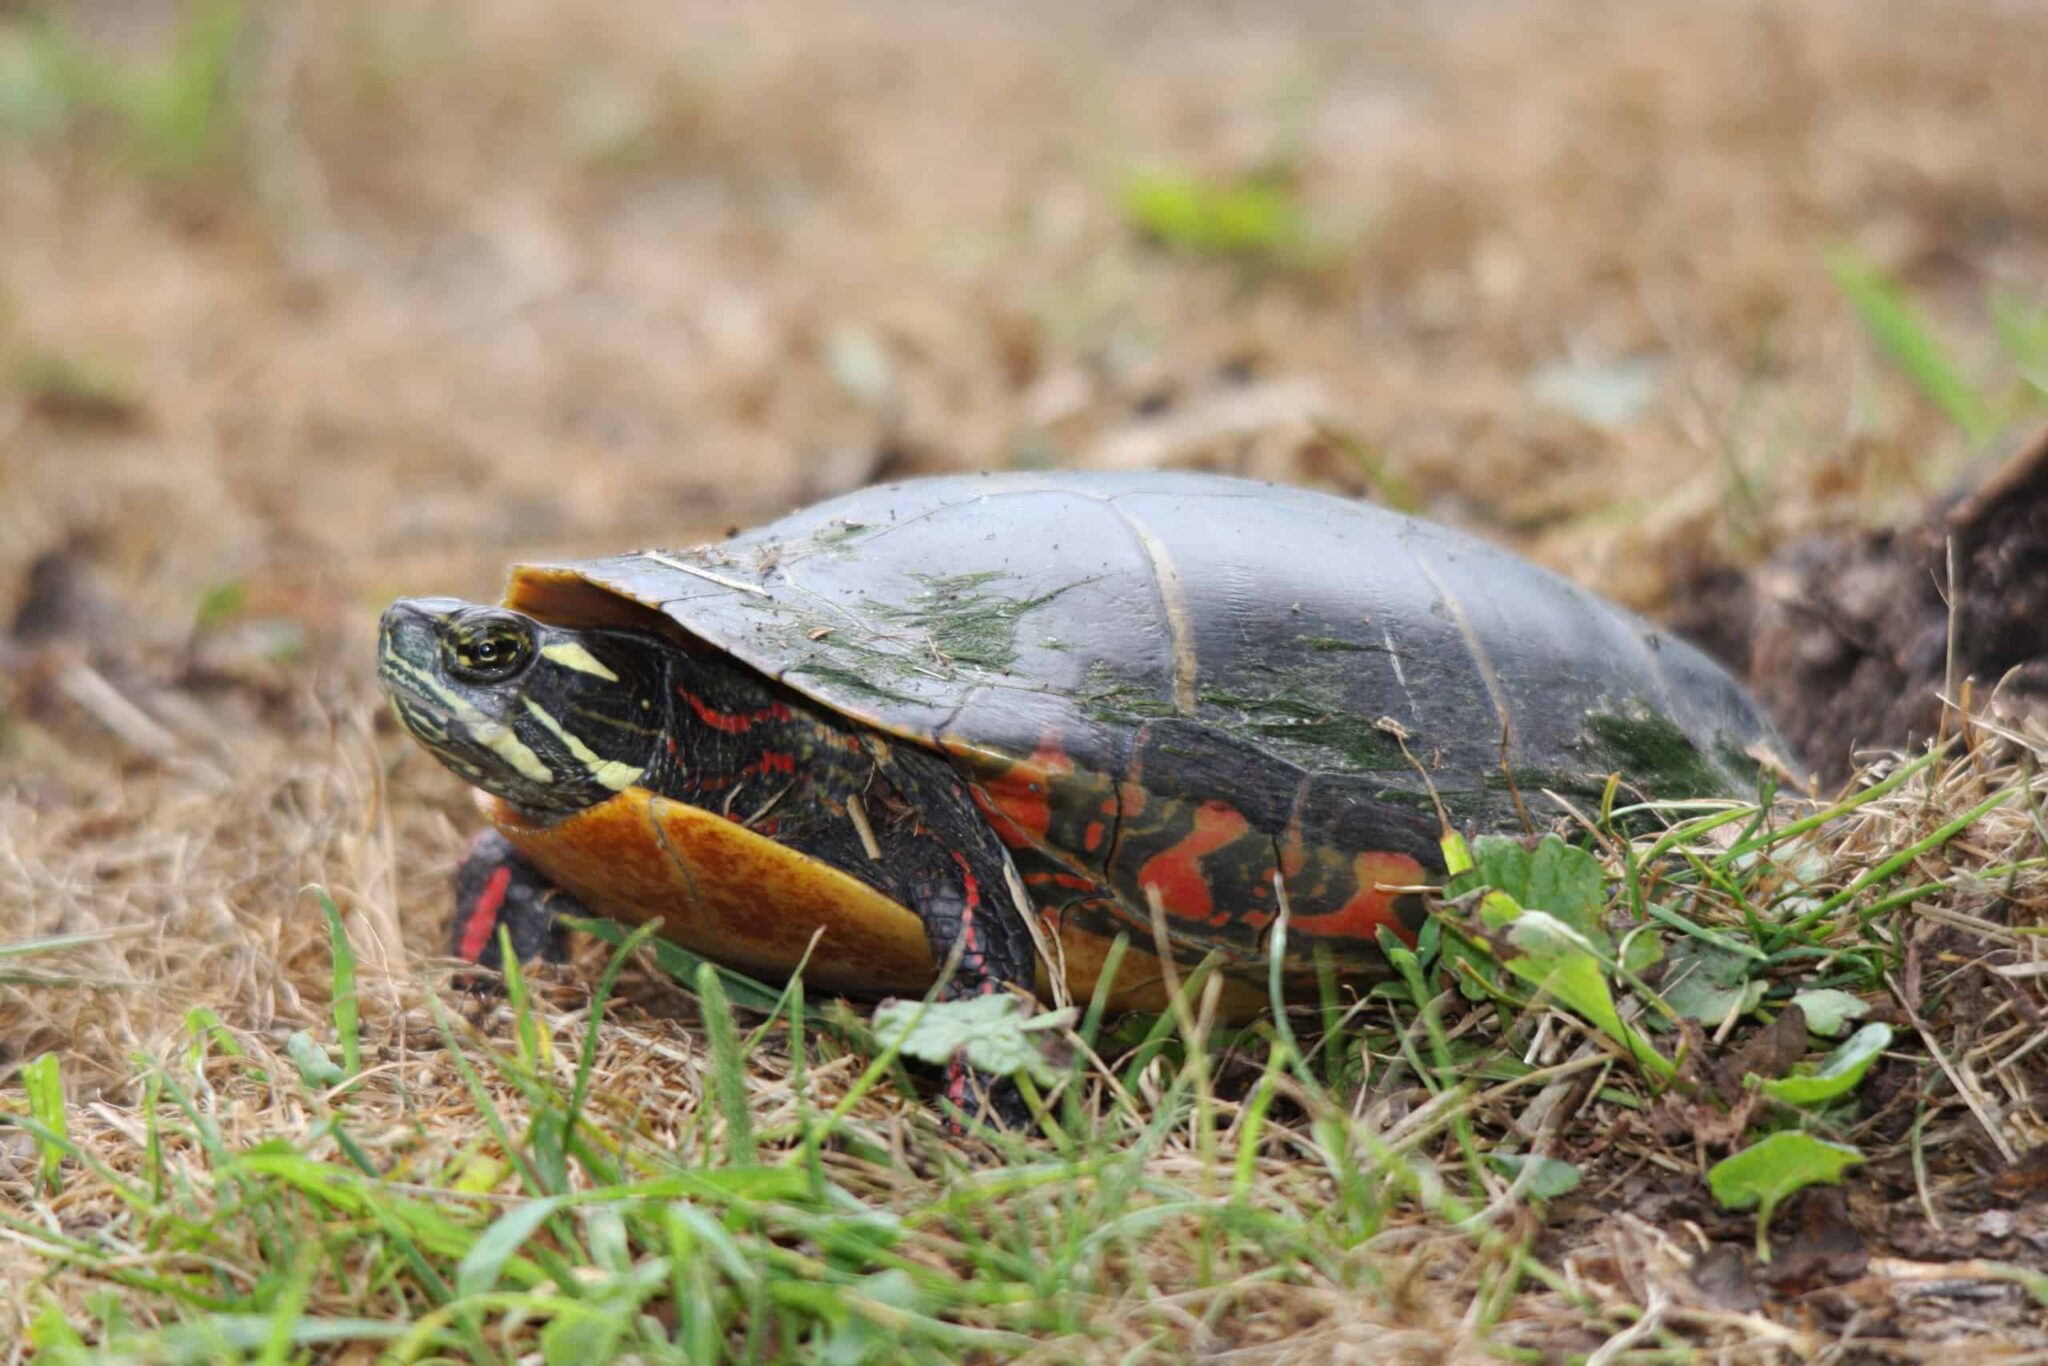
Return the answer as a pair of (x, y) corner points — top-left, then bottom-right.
(1027, 866), (1106, 895)
(750, 751), (797, 777)
(459, 865), (514, 962)
(1289, 852), (1427, 942)
(1083, 820), (1105, 852)
(969, 786), (1035, 848)
(1137, 801), (1250, 921)
(975, 748), (1058, 845)
(971, 740), (1075, 850)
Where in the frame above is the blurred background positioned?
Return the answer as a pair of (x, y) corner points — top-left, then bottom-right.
(3, 0), (2046, 1073)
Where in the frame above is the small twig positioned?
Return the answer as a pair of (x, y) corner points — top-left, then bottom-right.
(1497, 718), (1535, 835)
(739, 779), (795, 830)
(1886, 969), (2020, 1164)
(56, 662), (181, 762)
(639, 551), (771, 598)
(845, 792), (883, 862)
(1938, 534), (1959, 757)
(1376, 715), (1450, 832)
(1585, 1285), (1668, 1366)
(1003, 857), (1069, 1012)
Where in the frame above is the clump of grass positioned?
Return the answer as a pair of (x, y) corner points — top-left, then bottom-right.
(5, 719), (2047, 1357)
(1119, 166), (1319, 266)
(0, 0), (249, 176)
(1830, 250), (2048, 450)
(9, 350), (145, 429)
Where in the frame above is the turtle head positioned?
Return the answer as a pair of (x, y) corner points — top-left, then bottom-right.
(378, 597), (666, 814)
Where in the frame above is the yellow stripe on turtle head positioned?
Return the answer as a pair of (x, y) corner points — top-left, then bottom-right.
(542, 642), (620, 681)
(382, 652), (555, 784)
(522, 697), (645, 792)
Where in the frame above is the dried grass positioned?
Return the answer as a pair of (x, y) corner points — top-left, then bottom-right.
(4, 0), (2047, 1358)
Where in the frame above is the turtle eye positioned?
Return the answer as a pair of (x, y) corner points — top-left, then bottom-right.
(446, 612), (535, 684)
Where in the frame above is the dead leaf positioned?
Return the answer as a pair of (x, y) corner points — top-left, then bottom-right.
(1711, 1003), (1809, 1102)
(1760, 1188), (1870, 1293)
(1688, 1241), (1763, 1313)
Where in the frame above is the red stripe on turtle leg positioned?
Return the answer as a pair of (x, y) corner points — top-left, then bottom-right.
(459, 865), (514, 962)
(948, 851), (1001, 995)
(946, 1057), (973, 1110)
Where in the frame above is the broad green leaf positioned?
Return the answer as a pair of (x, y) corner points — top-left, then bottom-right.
(1498, 911), (1673, 1080)
(1489, 1153), (1581, 1200)
(871, 994), (1070, 1087)
(1439, 927), (1504, 1003)
(1453, 835), (1608, 946)
(1660, 937), (1765, 1025)
(1759, 1023), (1894, 1107)
(1709, 1131), (1864, 1261)
(1789, 988), (1872, 1037)
(1619, 926), (1664, 977)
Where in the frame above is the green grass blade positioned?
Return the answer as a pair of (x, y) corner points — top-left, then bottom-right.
(312, 887), (360, 1078)
(1829, 250), (1995, 443)
(457, 1196), (567, 1299)
(697, 961), (759, 1164)
(24, 1052), (68, 1193)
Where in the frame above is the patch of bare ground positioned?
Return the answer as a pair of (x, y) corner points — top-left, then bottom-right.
(3, 0), (2047, 1357)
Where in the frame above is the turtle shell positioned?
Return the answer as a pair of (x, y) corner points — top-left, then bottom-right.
(501, 471), (1785, 994)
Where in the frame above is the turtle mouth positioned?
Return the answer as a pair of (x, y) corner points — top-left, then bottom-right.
(381, 599), (631, 821)
(379, 599), (548, 787)
(376, 642), (498, 784)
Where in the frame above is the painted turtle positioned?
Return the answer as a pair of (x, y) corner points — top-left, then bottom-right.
(379, 472), (1784, 1106)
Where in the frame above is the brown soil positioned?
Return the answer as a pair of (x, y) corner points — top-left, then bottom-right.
(1674, 427), (2048, 782)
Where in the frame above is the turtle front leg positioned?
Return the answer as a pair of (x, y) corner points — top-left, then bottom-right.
(906, 867), (1038, 1127)
(879, 745), (1042, 1128)
(450, 830), (574, 972)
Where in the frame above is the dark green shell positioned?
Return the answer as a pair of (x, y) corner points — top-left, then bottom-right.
(519, 472), (1786, 961)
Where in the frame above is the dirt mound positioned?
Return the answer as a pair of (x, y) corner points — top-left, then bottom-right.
(1674, 428), (2048, 784)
